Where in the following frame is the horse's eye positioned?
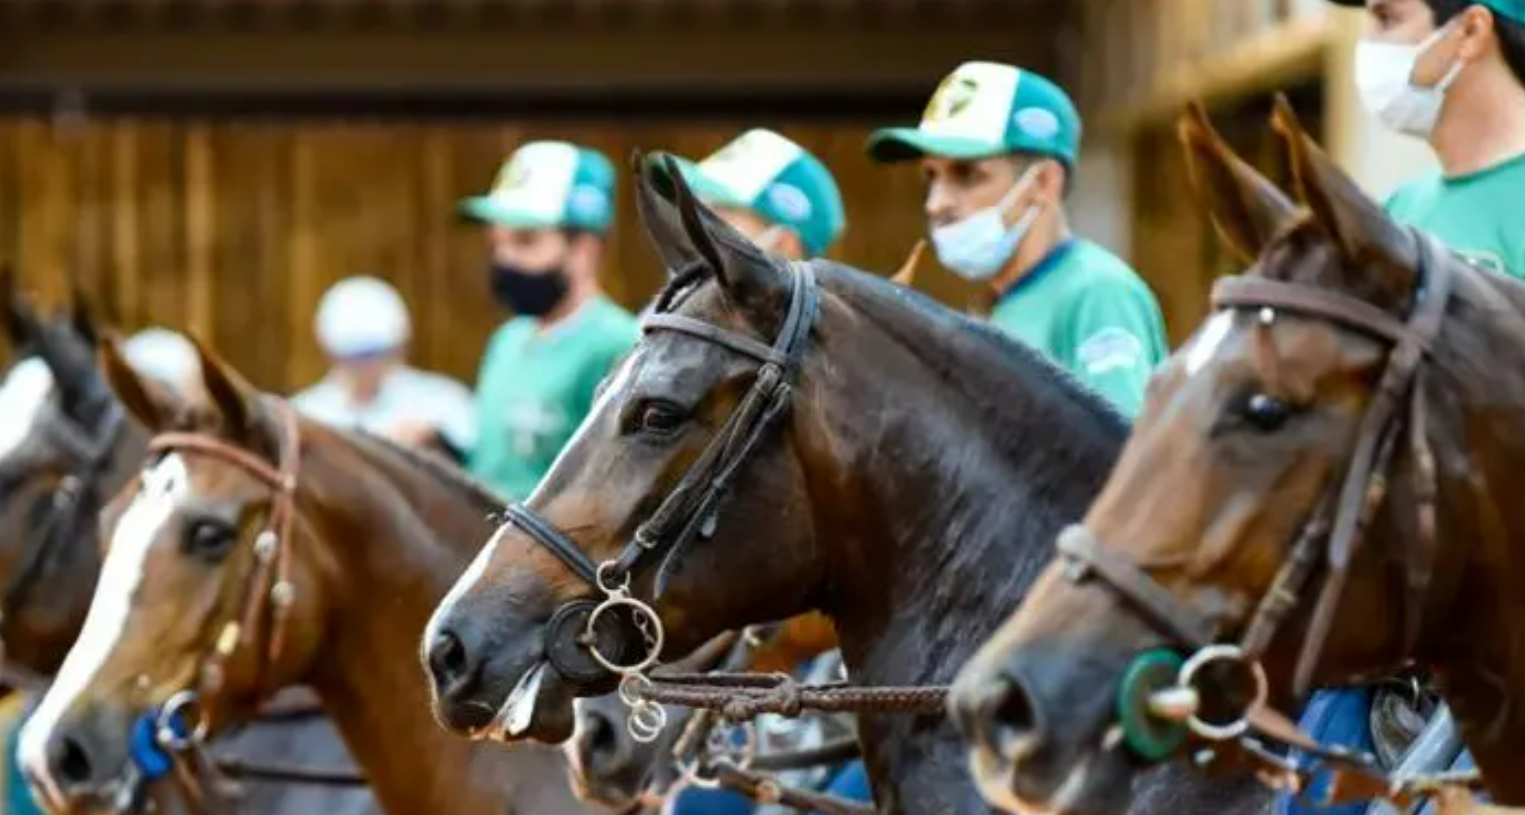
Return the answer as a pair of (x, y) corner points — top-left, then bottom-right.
(636, 401), (686, 435)
(184, 519), (236, 560)
(1241, 393), (1293, 432)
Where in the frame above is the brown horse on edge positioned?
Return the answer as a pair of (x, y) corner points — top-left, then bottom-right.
(14, 340), (602, 815)
(948, 99), (1525, 813)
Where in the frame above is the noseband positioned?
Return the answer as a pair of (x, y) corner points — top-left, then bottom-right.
(0, 399), (124, 687)
(1056, 230), (1461, 785)
(499, 261), (819, 698)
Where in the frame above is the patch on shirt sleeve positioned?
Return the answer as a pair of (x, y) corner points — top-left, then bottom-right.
(1077, 327), (1145, 376)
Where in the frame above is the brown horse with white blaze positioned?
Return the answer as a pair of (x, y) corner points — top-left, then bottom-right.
(16, 339), (602, 815)
(948, 99), (1525, 812)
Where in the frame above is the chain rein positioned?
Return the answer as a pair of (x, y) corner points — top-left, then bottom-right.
(1055, 231), (1481, 806)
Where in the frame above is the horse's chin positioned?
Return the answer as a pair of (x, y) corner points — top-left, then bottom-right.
(968, 739), (1135, 815)
(472, 662), (577, 745)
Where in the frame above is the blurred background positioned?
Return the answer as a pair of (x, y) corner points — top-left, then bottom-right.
(0, 0), (1437, 390)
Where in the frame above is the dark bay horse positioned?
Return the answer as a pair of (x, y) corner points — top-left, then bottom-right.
(947, 100), (1525, 813)
(14, 340), (600, 815)
(0, 284), (379, 815)
(422, 155), (1272, 815)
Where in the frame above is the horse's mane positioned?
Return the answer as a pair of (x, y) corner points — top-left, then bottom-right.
(816, 260), (1132, 444)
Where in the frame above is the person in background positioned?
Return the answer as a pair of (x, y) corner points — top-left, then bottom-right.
(121, 327), (201, 397)
(664, 129), (870, 815)
(292, 275), (476, 458)
(866, 61), (1168, 418)
(459, 141), (639, 501)
(668, 128), (846, 262)
(1282, 2), (1525, 812)
(1341, 0), (1525, 278)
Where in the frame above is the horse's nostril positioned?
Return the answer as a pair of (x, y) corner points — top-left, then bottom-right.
(989, 674), (1044, 762)
(427, 630), (472, 691)
(52, 734), (94, 788)
(581, 712), (620, 769)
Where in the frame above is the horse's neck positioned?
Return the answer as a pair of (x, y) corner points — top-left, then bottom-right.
(811, 305), (1121, 687)
(295, 437), (554, 815)
(798, 301), (1123, 815)
(1416, 375), (1525, 804)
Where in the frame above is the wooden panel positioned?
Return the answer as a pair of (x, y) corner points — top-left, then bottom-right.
(0, 115), (936, 392)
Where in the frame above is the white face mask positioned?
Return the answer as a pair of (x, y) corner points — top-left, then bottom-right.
(930, 164), (1044, 282)
(1355, 22), (1466, 137)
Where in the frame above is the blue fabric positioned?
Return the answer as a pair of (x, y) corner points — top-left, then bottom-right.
(1275, 689), (1487, 815)
(1274, 689), (1375, 815)
(5, 698), (45, 815)
(809, 760), (871, 815)
(668, 785), (756, 815)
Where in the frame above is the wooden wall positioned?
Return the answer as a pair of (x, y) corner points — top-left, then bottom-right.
(0, 117), (934, 392)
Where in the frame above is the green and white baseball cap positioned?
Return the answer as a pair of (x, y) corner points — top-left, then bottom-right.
(666, 129), (846, 257)
(1328, 0), (1525, 22)
(867, 61), (1083, 169)
(458, 141), (616, 233)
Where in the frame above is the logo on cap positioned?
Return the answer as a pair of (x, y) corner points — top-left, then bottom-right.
(924, 75), (980, 123)
(766, 184), (812, 223)
(1014, 108), (1061, 141)
(568, 185), (609, 223)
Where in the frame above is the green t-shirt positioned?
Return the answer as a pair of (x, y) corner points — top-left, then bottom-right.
(1384, 150), (1525, 280)
(469, 295), (639, 501)
(988, 239), (1169, 418)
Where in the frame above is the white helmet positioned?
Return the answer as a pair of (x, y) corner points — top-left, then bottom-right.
(122, 328), (200, 393)
(315, 276), (411, 359)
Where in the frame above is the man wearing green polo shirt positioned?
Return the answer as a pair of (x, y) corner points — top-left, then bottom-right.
(867, 61), (1167, 418)
(670, 128), (847, 260)
(459, 141), (639, 501)
(1339, 0), (1525, 278)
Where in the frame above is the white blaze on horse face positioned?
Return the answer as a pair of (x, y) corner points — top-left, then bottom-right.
(0, 358), (55, 462)
(1184, 312), (1235, 377)
(18, 454), (190, 791)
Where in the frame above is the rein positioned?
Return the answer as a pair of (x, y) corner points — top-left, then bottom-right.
(1055, 230), (1481, 805)
(650, 625), (877, 815)
(128, 401), (368, 813)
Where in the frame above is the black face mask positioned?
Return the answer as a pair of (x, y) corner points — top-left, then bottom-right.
(489, 262), (570, 317)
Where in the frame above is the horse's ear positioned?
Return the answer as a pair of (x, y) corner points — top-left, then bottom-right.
(633, 150), (703, 275)
(190, 336), (265, 444)
(658, 153), (791, 322)
(1271, 95), (1416, 300)
(68, 291), (99, 348)
(1, 267), (43, 349)
(102, 336), (182, 433)
(1178, 101), (1299, 264)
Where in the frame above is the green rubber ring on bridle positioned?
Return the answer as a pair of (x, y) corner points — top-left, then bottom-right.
(1116, 648), (1189, 762)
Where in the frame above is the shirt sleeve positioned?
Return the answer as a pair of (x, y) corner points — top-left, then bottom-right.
(1067, 286), (1164, 419)
(431, 377), (480, 454)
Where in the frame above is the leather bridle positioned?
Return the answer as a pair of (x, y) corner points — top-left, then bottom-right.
(498, 260), (818, 700)
(1057, 229), (1458, 755)
(145, 399), (302, 742)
